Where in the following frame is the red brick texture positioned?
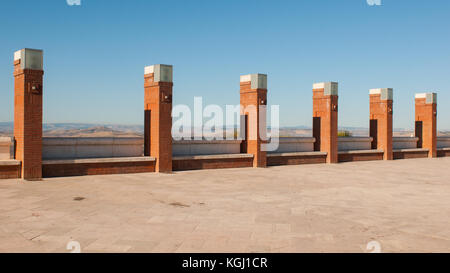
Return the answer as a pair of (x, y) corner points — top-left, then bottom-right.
(267, 154), (327, 166)
(240, 81), (267, 168)
(437, 149), (450, 158)
(173, 157), (254, 171)
(0, 164), (21, 179)
(415, 98), (437, 158)
(393, 150), (429, 160)
(370, 94), (393, 160)
(14, 60), (43, 180)
(313, 88), (338, 163)
(144, 73), (173, 172)
(42, 160), (156, 178)
(338, 152), (384, 163)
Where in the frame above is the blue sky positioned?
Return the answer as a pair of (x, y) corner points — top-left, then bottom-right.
(0, 0), (449, 129)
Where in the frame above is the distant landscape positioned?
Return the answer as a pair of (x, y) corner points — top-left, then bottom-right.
(0, 122), (449, 138)
(0, 122), (143, 138)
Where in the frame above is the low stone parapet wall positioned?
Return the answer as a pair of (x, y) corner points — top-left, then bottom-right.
(43, 137), (247, 159)
(338, 137), (373, 151)
(269, 137), (315, 153)
(437, 137), (450, 148)
(1, 134), (449, 179)
(42, 137), (144, 160)
(173, 139), (242, 156)
(393, 137), (419, 150)
(0, 137), (14, 160)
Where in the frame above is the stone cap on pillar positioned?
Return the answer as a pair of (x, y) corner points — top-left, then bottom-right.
(313, 82), (338, 96)
(144, 64), (173, 83)
(415, 93), (437, 104)
(370, 88), (393, 100)
(14, 48), (43, 70)
(240, 74), (267, 90)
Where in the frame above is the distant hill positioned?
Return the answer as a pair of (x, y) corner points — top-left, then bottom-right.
(43, 125), (143, 137)
(0, 122), (13, 136)
(0, 122), (143, 137)
(0, 122), (449, 137)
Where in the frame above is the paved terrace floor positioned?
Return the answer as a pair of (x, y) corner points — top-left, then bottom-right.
(1, 157), (450, 253)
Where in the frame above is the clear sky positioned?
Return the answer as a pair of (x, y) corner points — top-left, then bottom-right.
(0, 0), (449, 129)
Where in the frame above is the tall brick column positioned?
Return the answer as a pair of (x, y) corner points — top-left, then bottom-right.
(13, 48), (44, 180)
(415, 93), (437, 158)
(369, 88), (393, 160)
(312, 82), (338, 163)
(240, 74), (267, 168)
(144, 64), (173, 172)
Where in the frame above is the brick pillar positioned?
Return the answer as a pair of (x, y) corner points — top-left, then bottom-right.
(312, 82), (338, 164)
(415, 93), (437, 158)
(369, 88), (393, 160)
(144, 64), (173, 172)
(240, 74), (267, 168)
(13, 49), (44, 180)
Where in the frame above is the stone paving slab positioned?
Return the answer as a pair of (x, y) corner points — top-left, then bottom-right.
(1, 157), (450, 253)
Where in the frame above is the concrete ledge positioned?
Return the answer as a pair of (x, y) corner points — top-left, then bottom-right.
(0, 160), (21, 166)
(393, 148), (429, 153)
(268, 151), (327, 157)
(338, 137), (373, 142)
(338, 149), (383, 155)
(173, 154), (253, 161)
